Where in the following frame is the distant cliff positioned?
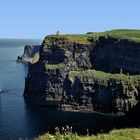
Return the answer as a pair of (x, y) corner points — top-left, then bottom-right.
(24, 29), (140, 115)
(17, 45), (41, 63)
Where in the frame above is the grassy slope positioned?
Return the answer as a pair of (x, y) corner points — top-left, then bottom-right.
(69, 70), (140, 85)
(36, 128), (140, 140)
(45, 63), (65, 70)
(45, 29), (140, 44)
(44, 65), (140, 85)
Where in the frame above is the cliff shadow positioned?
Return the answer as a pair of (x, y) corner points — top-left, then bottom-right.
(113, 101), (140, 129)
(24, 98), (118, 135)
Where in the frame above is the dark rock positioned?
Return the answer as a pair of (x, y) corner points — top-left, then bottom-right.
(90, 36), (140, 74)
(23, 34), (140, 115)
(113, 102), (140, 128)
(61, 76), (139, 114)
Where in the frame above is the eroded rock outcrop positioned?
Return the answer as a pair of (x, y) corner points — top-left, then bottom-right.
(17, 45), (41, 63)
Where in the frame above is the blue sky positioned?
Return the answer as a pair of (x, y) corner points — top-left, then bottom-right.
(0, 0), (139, 39)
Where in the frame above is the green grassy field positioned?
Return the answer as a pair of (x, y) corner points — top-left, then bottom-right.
(45, 29), (140, 44)
(35, 128), (140, 140)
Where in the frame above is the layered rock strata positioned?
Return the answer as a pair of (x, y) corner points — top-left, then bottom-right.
(61, 70), (140, 114)
(91, 36), (140, 74)
(24, 33), (140, 114)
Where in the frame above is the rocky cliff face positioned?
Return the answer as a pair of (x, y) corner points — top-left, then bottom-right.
(61, 71), (140, 114)
(24, 36), (93, 103)
(24, 33), (140, 114)
(17, 45), (41, 63)
(40, 36), (93, 69)
(91, 36), (140, 74)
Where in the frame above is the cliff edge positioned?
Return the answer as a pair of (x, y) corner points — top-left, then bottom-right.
(24, 29), (140, 115)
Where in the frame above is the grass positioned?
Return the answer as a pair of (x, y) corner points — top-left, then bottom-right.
(68, 69), (140, 85)
(31, 52), (40, 64)
(44, 64), (140, 85)
(44, 29), (140, 44)
(45, 63), (65, 70)
(35, 128), (140, 140)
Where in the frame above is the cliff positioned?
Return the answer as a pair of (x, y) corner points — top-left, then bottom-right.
(17, 45), (41, 63)
(24, 29), (140, 114)
(61, 70), (140, 114)
(91, 36), (140, 74)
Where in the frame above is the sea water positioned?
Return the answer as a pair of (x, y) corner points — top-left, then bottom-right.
(0, 39), (52, 140)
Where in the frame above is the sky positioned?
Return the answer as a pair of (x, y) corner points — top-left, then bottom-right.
(0, 0), (139, 39)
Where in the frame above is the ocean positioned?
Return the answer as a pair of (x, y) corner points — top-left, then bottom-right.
(0, 39), (51, 140)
